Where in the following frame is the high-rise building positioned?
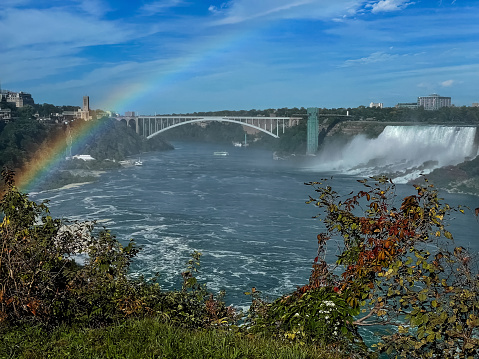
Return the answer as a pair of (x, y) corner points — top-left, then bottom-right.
(417, 94), (451, 110)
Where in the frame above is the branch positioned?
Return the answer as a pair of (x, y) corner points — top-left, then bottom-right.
(353, 303), (401, 327)
(353, 305), (379, 326)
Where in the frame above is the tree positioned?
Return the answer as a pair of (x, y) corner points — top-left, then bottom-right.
(0, 115), (46, 169)
(305, 176), (479, 358)
(0, 168), (235, 328)
(0, 167), (139, 326)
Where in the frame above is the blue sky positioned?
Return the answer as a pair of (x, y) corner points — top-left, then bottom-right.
(1, 0), (478, 114)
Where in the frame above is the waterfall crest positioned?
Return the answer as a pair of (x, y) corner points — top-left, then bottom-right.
(314, 125), (478, 183)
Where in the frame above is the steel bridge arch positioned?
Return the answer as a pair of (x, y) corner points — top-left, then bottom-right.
(141, 117), (284, 139)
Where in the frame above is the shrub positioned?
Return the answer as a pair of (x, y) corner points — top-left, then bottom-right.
(305, 176), (479, 358)
(0, 168), (236, 329)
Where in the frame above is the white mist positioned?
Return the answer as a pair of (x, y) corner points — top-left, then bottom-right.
(313, 126), (478, 183)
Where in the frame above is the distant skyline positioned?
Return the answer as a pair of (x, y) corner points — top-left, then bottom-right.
(1, 0), (478, 114)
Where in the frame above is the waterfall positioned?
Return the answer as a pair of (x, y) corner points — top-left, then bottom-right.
(314, 126), (478, 183)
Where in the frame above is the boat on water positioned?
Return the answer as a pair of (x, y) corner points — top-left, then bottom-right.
(232, 134), (249, 148)
(213, 151), (229, 156)
(134, 158), (143, 166)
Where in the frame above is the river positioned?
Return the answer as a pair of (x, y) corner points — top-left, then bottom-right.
(31, 141), (479, 311)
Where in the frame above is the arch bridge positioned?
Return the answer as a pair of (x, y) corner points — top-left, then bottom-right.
(114, 115), (302, 139)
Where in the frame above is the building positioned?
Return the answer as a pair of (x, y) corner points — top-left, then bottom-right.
(0, 91), (35, 108)
(396, 102), (418, 109)
(472, 103), (479, 107)
(77, 95), (91, 120)
(369, 102), (383, 108)
(83, 96), (89, 112)
(0, 107), (12, 121)
(417, 94), (451, 110)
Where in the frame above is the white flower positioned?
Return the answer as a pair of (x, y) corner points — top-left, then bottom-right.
(323, 300), (336, 307)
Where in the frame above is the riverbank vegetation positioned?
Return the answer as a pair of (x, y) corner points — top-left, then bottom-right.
(2, 166), (478, 358)
(181, 105), (479, 124)
(0, 110), (173, 191)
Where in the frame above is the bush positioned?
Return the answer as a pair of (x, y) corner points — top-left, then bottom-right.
(246, 287), (360, 347)
(0, 168), (236, 329)
(305, 176), (479, 358)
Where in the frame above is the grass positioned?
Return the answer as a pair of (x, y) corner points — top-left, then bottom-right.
(0, 318), (349, 359)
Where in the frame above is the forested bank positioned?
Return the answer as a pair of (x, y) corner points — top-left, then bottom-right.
(0, 104), (173, 191)
(179, 104), (479, 123)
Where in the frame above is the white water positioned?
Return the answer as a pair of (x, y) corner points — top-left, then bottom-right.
(30, 141), (479, 347)
(314, 126), (478, 183)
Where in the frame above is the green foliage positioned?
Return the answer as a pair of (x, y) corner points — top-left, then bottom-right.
(246, 287), (360, 347)
(163, 120), (247, 144)
(0, 116), (47, 169)
(0, 115), (172, 191)
(0, 167), (138, 326)
(346, 105), (479, 124)
(274, 120), (307, 154)
(306, 176), (479, 358)
(0, 169), (235, 329)
(0, 317), (347, 359)
(34, 103), (61, 118)
(72, 118), (173, 161)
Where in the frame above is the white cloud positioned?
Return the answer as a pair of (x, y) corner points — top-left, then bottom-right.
(209, 0), (365, 25)
(0, 8), (134, 50)
(441, 79), (455, 87)
(208, 2), (231, 15)
(76, 0), (110, 17)
(139, 0), (187, 15)
(340, 51), (399, 67)
(368, 0), (414, 13)
(0, 5), (152, 87)
(0, 47), (86, 84)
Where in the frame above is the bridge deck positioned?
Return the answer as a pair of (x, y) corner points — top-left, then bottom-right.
(115, 115), (304, 139)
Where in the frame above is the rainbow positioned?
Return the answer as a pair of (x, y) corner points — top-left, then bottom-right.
(99, 28), (257, 114)
(14, 28), (259, 192)
(16, 119), (111, 193)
